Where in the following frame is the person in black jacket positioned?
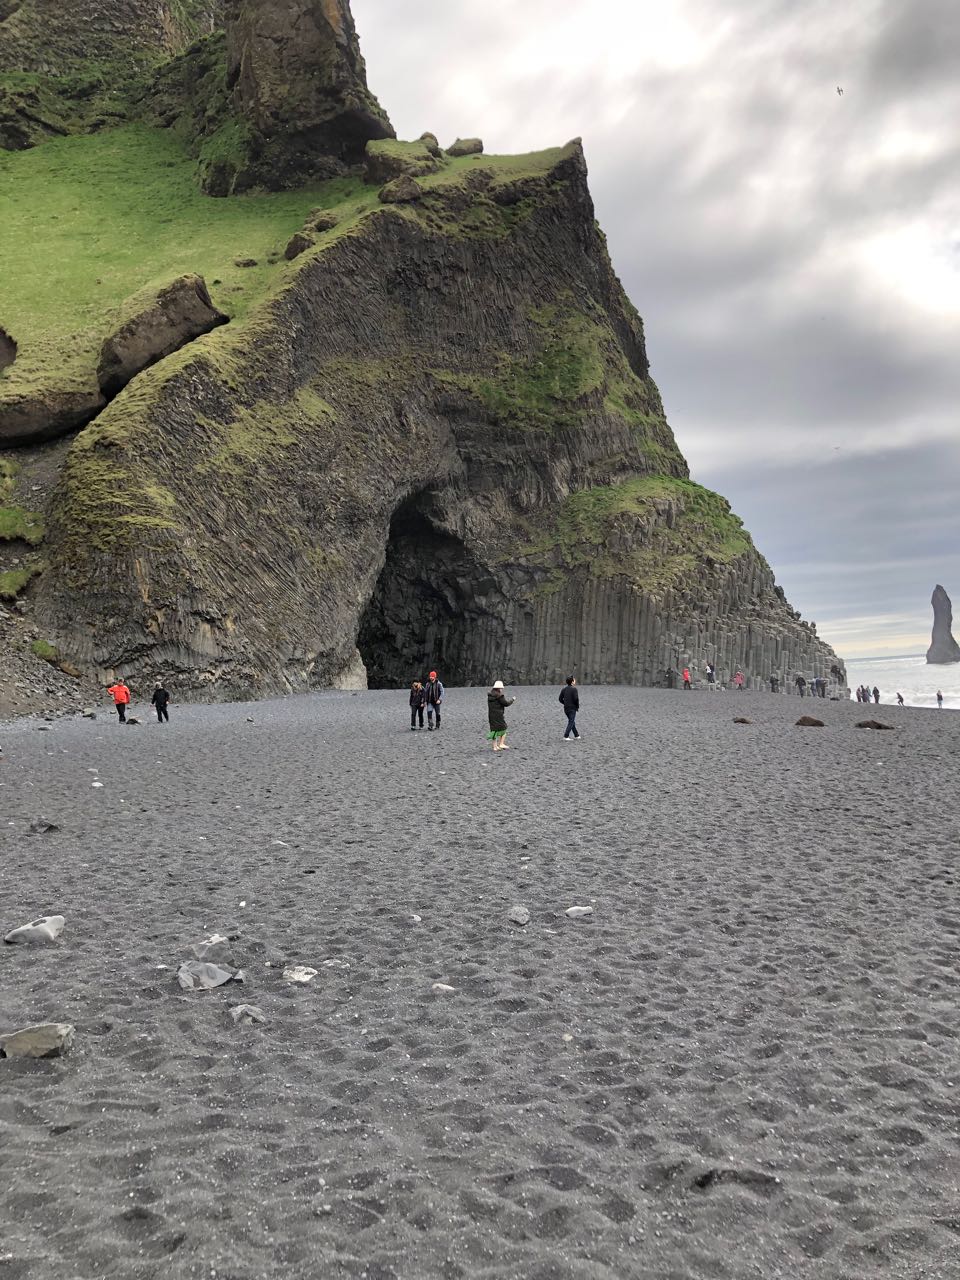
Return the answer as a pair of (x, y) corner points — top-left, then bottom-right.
(559, 675), (580, 739)
(409, 680), (426, 731)
(151, 682), (171, 723)
(487, 680), (515, 752)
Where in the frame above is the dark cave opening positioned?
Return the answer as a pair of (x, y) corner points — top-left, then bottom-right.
(358, 493), (503, 689)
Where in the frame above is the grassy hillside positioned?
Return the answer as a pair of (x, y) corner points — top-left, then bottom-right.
(0, 124), (369, 397)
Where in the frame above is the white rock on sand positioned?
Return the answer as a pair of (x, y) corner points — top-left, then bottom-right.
(283, 965), (318, 984)
(564, 906), (594, 919)
(0, 1022), (75, 1058)
(4, 914), (65, 945)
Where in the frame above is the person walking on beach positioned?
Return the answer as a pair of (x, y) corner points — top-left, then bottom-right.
(559, 675), (580, 739)
(937, 690), (943, 709)
(872, 686), (880, 705)
(424, 670), (444, 731)
(682, 667), (691, 690)
(795, 674), (806, 697)
(107, 679), (130, 723)
(151, 681), (171, 723)
(733, 670), (744, 691)
(706, 662), (717, 691)
(770, 673), (779, 693)
(409, 680), (426, 731)
(897, 692), (905, 706)
(487, 679), (515, 752)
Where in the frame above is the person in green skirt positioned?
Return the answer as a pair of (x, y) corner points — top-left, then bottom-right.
(487, 680), (515, 752)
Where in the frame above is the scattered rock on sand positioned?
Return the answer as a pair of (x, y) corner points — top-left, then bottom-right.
(4, 914), (65, 945)
(0, 1022), (75, 1059)
(432, 982), (456, 995)
(283, 965), (318, 984)
(856, 720), (895, 730)
(795, 715), (825, 727)
(230, 1004), (266, 1026)
(177, 961), (242, 990)
(27, 819), (60, 835)
(191, 934), (237, 967)
(565, 906), (594, 919)
(733, 717), (751, 725)
(508, 905), (531, 926)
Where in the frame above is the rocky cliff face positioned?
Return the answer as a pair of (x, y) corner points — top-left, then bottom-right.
(219, 0), (394, 191)
(2, 0), (848, 699)
(926, 584), (960, 664)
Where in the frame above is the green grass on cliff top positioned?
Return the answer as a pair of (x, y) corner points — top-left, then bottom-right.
(0, 124), (368, 394)
(0, 126), (571, 401)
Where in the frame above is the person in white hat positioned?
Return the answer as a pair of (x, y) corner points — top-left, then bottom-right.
(486, 680), (515, 752)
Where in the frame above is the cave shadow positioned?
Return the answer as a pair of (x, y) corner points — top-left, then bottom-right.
(358, 490), (503, 689)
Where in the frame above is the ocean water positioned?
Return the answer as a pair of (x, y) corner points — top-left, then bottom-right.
(844, 653), (959, 710)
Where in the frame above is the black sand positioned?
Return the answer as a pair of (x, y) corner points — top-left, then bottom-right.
(1, 687), (958, 1278)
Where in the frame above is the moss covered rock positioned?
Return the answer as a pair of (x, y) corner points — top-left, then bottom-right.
(447, 137), (483, 157)
(378, 175), (422, 204)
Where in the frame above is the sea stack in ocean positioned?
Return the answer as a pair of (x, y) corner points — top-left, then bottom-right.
(926, 585), (960, 664)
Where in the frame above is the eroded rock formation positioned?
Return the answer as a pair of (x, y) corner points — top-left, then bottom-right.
(218, 0), (394, 191)
(926, 584), (960, 664)
(97, 275), (227, 399)
(34, 141), (846, 695)
(0, 326), (15, 372)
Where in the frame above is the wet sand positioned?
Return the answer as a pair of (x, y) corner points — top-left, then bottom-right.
(1, 687), (958, 1279)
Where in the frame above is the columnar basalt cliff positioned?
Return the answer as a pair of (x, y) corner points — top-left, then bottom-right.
(926, 584), (960, 665)
(1, 0), (847, 699)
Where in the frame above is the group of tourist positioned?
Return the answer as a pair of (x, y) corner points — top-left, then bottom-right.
(408, 672), (581, 751)
(106, 679), (171, 723)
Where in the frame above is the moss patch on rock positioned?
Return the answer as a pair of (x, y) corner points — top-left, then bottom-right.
(515, 476), (755, 598)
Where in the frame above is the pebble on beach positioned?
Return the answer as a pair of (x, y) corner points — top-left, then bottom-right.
(4, 914), (65, 945)
(0, 1022), (75, 1059)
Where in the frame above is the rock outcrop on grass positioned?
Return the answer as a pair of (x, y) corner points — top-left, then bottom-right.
(97, 275), (227, 398)
(0, 327), (15, 373)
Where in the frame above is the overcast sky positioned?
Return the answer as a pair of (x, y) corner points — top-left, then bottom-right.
(354, 0), (960, 657)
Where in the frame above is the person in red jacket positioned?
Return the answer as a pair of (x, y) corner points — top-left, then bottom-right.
(682, 667), (691, 690)
(107, 680), (131, 723)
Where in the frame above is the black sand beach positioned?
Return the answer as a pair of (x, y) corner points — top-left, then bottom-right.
(1, 687), (958, 1279)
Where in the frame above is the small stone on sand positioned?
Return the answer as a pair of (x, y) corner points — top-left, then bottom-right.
(230, 1004), (267, 1025)
(565, 906), (594, 919)
(508, 905), (531, 926)
(432, 982), (456, 995)
(4, 914), (65, 945)
(177, 961), (241, 990)
(0, 1022), (75, 1059)
(283, 965), (318, 984)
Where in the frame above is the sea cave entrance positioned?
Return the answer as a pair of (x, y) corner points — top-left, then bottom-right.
(358, 492), (504, 689)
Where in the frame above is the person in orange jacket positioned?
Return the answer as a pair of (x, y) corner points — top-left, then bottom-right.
(682, 667), (691, 690)
(107, 679), (131, 723)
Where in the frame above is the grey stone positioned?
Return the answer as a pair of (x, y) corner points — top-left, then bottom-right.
(508, 905), (530, 926)
(565, 906), (594, 919)
(4, 914), (65, 945)
(432, 982), (456, 994)
(230, 1004), (267, 1025)
(447, 137), (483, 157)
(378, 175), (422, 204)
(0, 1022), (74, 1059)
(176, 961), (242, 990)
(27, 819), (60, 835)
(283, 965), (318, 984)
(926, 584), (960, 664)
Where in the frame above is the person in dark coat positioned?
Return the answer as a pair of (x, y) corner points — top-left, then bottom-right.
(409, 680), (426, 731)
(151, 681), (171, 723)
(872, 686), (880, 704)
(424, 670), (444, 731)
(487, 680), (515, 752)
(559, 675), (580, 739)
